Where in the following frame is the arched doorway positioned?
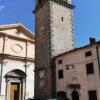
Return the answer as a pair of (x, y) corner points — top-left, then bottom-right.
(5, 69), (26, 100)
(57, 91), (66, 100)
(72, 90), (79, 100)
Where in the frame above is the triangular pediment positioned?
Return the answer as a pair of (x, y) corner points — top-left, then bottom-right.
(0, 23), (35, 41)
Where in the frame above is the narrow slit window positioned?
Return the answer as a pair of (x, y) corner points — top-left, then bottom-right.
(61, 17), (64, 21)
(58, 70), (63, 79)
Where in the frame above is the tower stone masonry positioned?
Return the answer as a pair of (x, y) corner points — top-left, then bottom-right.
(34, 0), (75, 99)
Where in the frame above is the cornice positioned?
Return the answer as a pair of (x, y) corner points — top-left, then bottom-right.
(0, 53), (34, 62)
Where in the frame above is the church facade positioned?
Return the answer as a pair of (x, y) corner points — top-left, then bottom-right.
(0, 23), (35, 100)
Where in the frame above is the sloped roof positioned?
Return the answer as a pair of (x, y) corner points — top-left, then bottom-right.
(0, 23), (35, 39)
(54, 41), (100, 58)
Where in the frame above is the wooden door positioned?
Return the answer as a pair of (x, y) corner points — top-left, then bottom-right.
(10, 83), (20, 100)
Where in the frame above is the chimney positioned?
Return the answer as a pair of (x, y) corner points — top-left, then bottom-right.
(89, 37), (96, 44)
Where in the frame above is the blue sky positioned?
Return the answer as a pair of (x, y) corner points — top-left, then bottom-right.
(0, 0), (35, 32)
(73, 0), (100, 47)
(0, 0), (100, 47)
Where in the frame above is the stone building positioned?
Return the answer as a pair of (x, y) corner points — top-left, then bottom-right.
(0, 23), (35, 100)
(34, 0), (75, 99)
(55, 40), (100, 100)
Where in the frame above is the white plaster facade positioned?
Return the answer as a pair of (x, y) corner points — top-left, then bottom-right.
(55, 42), (100, 100)
(0, 23), (35, 100)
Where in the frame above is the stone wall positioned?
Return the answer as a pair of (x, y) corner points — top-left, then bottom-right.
(35, 1), (53, 100)
(35, 0), (74, 99)
(35, 1), (51, 68)
(50, 1), (74, 57)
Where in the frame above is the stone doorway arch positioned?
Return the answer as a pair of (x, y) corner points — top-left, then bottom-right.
(5, 69), (26, 100)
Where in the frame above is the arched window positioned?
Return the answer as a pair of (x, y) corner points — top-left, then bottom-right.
(72, 90), (79, 100)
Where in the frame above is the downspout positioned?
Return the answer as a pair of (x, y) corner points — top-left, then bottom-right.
(0, 36), (5, 95)
(96, 44), (100, 78)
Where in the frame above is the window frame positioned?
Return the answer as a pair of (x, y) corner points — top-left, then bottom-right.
(58, 69), (63, 79)
(88, 90), (97, 100)
(58, 59), (63, 64)
(86, 63), (94, 74)
(85, 51), (92, 57)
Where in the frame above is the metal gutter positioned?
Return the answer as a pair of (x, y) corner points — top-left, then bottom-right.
(96, 44), (100, 78)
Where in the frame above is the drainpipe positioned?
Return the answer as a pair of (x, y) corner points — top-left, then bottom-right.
(96, 44), (100, 78)
(0, 36), (5, 95)
(0, 61), (3, 95)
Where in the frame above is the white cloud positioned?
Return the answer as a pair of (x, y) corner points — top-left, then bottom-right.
(0, 5), (5, 11)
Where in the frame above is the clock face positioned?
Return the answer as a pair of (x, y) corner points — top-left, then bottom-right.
(39, 26), (44, 35)
(11, 44), (23, 53)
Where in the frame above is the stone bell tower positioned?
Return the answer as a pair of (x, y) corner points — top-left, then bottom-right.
(33, 0), (75, 99)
